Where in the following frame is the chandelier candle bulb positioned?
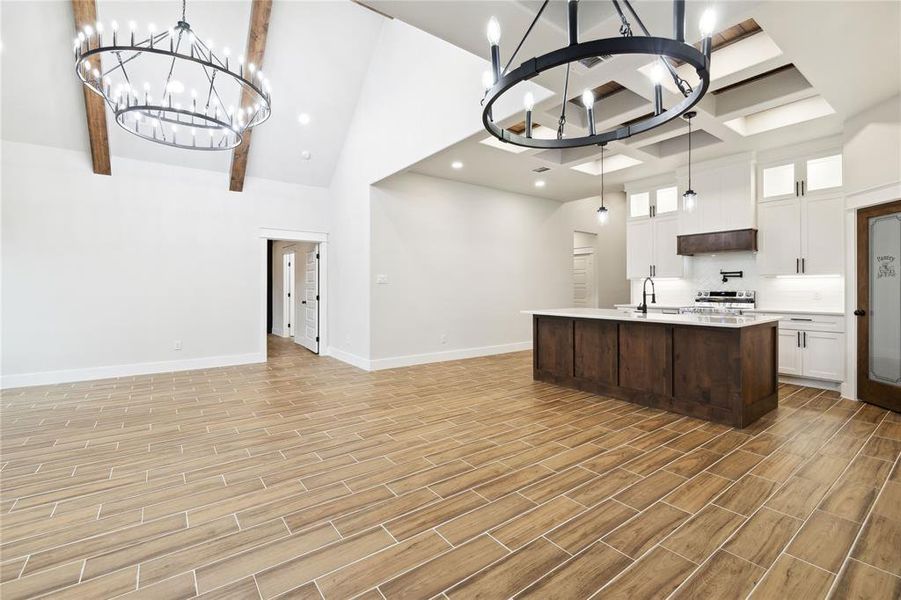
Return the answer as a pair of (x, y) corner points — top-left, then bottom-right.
(524, 92), (534, 138)
(699, 9), (715, 56)
(582, 89), (596, 136)
(487, 17), (501, 83)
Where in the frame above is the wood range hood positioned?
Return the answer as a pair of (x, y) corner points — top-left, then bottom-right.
(677, 228), (758, 256)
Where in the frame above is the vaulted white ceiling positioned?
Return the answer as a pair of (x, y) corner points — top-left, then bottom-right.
(3, 1), (898, 198)
(364, 0), (901, 201)
(0, 0), (385, 187)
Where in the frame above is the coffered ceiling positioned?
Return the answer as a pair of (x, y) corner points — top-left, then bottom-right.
(364, 0), (901, 201)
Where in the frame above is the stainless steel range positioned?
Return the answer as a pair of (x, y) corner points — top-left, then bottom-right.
(680, 290), (756, 315)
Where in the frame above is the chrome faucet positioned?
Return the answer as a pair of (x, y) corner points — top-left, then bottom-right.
(637, 277), (656, 314)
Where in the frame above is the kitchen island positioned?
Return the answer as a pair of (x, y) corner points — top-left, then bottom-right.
(525, 308), (782, 428)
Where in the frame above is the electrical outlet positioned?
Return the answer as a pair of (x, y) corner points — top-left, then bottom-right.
(174, 340), (182, 351)
(376, 274), (389, 285)
(440, 334), (447, 345)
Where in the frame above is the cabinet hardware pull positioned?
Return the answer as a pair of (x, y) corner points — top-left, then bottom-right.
(801, 180), (805, 196)
(801, 258), (805, 273)
(795, 181), (799, 196)
(797, 331), (800, 347)
(796, 258), (800, 273)
(803, 331), (807, 348)
(789, 318), (813, 321)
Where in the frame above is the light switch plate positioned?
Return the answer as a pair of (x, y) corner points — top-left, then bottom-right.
(376, 274), (389, 284)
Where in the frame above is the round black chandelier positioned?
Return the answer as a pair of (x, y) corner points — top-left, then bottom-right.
(73, 0), (271, 151)
(481, 0), (714, 149)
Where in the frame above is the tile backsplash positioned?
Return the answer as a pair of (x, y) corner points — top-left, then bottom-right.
(630, 253), (844, 310)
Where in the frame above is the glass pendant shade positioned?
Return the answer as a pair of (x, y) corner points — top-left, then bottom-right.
(683, 189), (697, 212)
(597, 205), (609, 224)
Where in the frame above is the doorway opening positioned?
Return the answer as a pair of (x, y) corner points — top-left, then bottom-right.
(573, 231), (598, 307)
(261, 229), (327, 360)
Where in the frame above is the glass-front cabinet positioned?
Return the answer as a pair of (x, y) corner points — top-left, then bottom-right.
(759, 151), (842, 202)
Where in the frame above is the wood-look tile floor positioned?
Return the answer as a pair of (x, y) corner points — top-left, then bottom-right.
(1, 336), (900, 600)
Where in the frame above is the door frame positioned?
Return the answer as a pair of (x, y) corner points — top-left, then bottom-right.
(855, 198), (901, 408)
(259, 228), (328, 358)
(844, 182), (901, 400)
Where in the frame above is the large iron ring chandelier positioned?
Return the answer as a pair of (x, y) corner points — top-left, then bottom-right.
(481, 0), (714, 149)
(73, 0), (271, 151)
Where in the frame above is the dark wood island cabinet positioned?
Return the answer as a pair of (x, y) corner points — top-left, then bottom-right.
(528, 309), (781, 428)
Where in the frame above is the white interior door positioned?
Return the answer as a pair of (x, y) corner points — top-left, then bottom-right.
(296, 247), (320, 353)
(283, 252), (295, 337)
(573, 251), (595, 307)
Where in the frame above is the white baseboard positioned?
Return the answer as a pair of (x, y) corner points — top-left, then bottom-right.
(0, 352), (267, 390)
(326, 347), (372, 371)
(369, 341), (532, 371)
(779, 375), (844, 393)
(271, 328), (287, 338)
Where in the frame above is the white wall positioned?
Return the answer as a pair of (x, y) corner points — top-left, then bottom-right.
(368, 172), (628, 368)
(1, 141), (330, 387)
(843, 95), (901, 196)
(327, 18), (549, 366)
(842, 95), (901, 398)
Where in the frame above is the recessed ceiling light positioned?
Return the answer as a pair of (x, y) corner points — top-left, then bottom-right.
(298, 113), (311, 125)
(451, 161), (464, 169)
(534, 180), (546, 188)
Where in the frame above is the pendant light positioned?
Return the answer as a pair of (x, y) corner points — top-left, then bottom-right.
(683, 111), (698, 212)
(597, 144), (609, 225)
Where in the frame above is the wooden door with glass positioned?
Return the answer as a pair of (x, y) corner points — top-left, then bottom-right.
(856, 199), (901, 411)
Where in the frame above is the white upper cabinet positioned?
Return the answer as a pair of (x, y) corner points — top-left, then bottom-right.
(624, 183), (684, 280)
(761, 162), (797, 201)
(651, 214), (683, 278)
(757, 198), (803, 275)
(756, 147), (844, 275)
(802, 196), (845, 275)
(629, 192), (651, 219)
(758, 150), (842, 202)
(805, 154), (843, 193)
(757, 194), (844, 275)
(655, 186), (679, 216)
(626, 220), (653, 279)
(678, 158), (756, 236)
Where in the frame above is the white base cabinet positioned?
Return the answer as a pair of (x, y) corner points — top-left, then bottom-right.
(778, 330), (803, 376)
(762, 312), (845, 382)
(803, 331), (845, 381)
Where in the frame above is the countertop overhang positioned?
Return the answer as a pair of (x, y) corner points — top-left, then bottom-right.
(524, 308), (781, 328)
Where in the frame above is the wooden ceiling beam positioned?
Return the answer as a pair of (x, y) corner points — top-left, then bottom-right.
(229, 0), (273, 192)
(72, 0), (111, 175)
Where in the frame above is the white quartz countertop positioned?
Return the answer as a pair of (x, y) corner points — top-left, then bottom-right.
(524, 308), (782, 328)
(746, 308), (845, 317)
